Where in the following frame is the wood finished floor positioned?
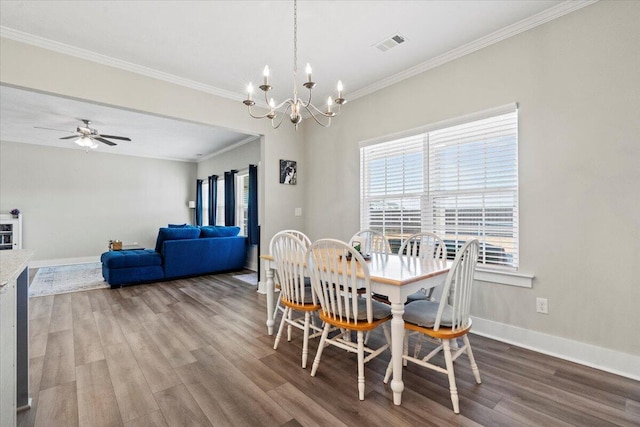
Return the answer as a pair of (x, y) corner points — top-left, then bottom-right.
(18, 270), (640, 427)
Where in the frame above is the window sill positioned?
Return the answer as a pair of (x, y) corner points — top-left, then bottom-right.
(475, 268), (534, 288)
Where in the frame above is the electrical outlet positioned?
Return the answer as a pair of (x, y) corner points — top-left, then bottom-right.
(536, 297), (549, 314)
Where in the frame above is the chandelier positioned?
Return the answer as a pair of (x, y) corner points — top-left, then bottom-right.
(243, 0), (346, 129)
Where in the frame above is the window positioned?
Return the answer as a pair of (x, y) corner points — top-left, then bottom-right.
(236, 173), (249, 236)
(360, 105), (519, 270)
(216, 179), (225, 226)
(201, 181), (209, 226)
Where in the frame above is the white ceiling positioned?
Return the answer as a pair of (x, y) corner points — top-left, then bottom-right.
(0, 0), (587, 161)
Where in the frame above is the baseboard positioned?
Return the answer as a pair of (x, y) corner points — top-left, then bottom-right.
(471, 316), (640, 381)
(29, 256), (100, 269)
(257, 280), (266, 294)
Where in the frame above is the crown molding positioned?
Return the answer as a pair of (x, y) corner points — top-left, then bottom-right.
(1, 1), (597, 105)
(348, 0), (598, 101)
(0, 26), (245, 102)
(197, 135), (260, 163)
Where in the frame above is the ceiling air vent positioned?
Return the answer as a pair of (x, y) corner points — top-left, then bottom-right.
(374, 33), (406, 52)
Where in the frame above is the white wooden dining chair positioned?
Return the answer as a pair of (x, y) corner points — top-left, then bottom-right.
(307, 239), (392, 400)
(384, 239), (481, 414)
(270, 230), (312, 323)
(399, 231), (447, 303)
(349, 229), (393, 344)
(271, 232), (322, 368)
(349, 229), (392, 254)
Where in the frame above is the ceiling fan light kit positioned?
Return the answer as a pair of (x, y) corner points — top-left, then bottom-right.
(75, 135), (99, 150)
(39, 119), (132, 152)
(243, 0), (346, 130)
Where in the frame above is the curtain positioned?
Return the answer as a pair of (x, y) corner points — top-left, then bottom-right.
(247, 164), (258, 245)
(208, 175), (218, 226)
(195, 179), (203, 226)
(224, 170), (237, 226)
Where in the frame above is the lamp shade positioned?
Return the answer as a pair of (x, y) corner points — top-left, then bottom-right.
(188, 201), (196, 209)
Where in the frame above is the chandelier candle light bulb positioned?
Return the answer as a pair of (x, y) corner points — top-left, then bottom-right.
(247, 83), (254, 101)
(242, 0), (346, 129)
(260, 65), (271, 92)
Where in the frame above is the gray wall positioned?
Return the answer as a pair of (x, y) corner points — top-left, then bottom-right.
(0, 140), (195, 263)
(197, 139), (260, 178)
(1, 1), (637, 374)
(304, 1), (640, 358)
(0, 36), (306, 281)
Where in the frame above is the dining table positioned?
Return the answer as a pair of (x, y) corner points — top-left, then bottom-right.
(260, 251), (450, 405)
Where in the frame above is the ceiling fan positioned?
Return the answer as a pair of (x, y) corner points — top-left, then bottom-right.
(35, 119), (131, 149)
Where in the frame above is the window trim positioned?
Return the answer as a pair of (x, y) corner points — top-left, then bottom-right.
(235, 171), (249, 236)
(359, 103), (519, 150)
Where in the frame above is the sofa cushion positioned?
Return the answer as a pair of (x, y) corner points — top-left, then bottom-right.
(155, 227), (201, 252)
(199, 226), (241, 238)
(101, 249), (163, 269)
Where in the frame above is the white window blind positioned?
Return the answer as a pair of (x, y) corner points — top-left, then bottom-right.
(216, 179), (225, 226)
(201, 182), (209, 226)
(235, 173), (249, 236)
(361, 107), (519, 270)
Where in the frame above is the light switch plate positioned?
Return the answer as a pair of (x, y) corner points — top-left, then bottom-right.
(294, 208), (302, 217)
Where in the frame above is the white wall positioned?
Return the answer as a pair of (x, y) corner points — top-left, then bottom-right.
(0, 140), (195, 263)
(304, 0), (640, 366)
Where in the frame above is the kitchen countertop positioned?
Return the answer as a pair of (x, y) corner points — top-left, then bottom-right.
(0, 250), (34, 288)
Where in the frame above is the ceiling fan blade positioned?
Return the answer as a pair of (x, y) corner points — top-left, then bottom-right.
(94, 137), (117, 146)
(99, 134), (131, 141)
(34, 126), (74, 133)
(59, 135), (79, 140)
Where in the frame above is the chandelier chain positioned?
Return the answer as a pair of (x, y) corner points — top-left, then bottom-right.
(293, 0), (298, 93)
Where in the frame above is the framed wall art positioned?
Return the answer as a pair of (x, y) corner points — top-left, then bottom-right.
(279, 159), (297, 185)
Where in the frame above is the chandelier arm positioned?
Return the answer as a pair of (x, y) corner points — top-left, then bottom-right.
(305, 102), (337, 118)
(303, 105), (332, 128)
(247, 106), (276, 120)
(272, 103), (292, 129)
(301, 87), (313, 108)
(273, 98), (295, 111)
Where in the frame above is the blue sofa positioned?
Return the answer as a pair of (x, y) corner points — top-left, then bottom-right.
(101, 225), (247, 287)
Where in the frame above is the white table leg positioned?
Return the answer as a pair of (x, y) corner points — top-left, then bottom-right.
(390, 301), (405, 405)
(265, 266), (275, 335)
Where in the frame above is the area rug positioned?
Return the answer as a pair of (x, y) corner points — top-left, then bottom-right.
(29, 262), (108, 297)
(234, 273), (258, 286)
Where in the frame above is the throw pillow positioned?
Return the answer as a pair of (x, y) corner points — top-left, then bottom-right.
(155, 227), (201, 252)
(199, 226), (241, 238)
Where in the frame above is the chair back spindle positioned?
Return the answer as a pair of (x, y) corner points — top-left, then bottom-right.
(399, 231), (446, 261)
(308, 239), (373, 325)
(271, 233), (315, 306)
(434, 239), (479, 331)
(350, 229), (392, 254)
